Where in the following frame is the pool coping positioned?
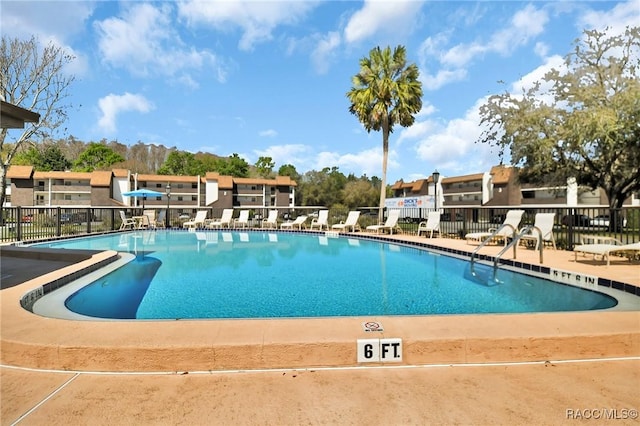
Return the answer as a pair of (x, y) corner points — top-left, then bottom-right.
(1, 230), (639, 372)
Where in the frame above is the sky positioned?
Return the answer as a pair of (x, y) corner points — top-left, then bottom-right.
(2, 0), (638, 183)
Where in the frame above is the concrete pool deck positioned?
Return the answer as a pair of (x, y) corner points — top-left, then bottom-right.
(2, 232), (639, 424)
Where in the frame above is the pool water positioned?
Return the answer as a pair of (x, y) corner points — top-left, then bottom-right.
(34, 230), (617, 319)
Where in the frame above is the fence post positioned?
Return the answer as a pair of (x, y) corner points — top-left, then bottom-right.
(56, 206), (61, 237)
(86, 207), (92, 234)
(16, 206), (22, 242)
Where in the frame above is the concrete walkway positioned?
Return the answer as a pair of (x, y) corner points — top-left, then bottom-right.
(2, 232), (639, 425)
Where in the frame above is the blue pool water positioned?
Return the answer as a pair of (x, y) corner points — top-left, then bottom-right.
(34, 230), (617, 319)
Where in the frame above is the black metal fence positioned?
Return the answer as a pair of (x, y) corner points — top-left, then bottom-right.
(1, 205), (638, 250)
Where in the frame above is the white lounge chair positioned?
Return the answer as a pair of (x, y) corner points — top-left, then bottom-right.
(155, 210), (166, 228)
(520, 213), (556, 250)
(332, 211), (361, 233)
(366, 209), (401, 234)
(280, 215), (308, 230)
(573, 242), (640, 266)
(119, 210), (136, 230)
(465, 210), (525, 245)
(261, 210), (279, 229)
(234, 210), (250, 228)
(417, 211), (441, 238)
(309, 210), (329, 231)
(142, 209), (155, 229)
(183, 210), (209, 229)
(207, 209), (234, 229)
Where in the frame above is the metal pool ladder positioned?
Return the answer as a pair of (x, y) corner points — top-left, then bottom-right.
(470, 224), (545, 280)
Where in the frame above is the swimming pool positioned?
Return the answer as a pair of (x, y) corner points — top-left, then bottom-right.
(31, 230), (618, 320)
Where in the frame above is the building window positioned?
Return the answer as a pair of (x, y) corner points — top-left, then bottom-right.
(192, 183), (197, 189)
(177, 196), (183, 201)
(64, 195), (72, 200)
(177, 183), (184, 189)
(156, 183), (162, 188)
(192, 196), (197, 201)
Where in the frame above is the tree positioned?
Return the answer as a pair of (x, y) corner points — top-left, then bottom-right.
(342, 179), (378, 209)
(479, 27), (640, 215)
(157, 151), (205, 176)
(278, 163), (299, 180)
(299, 167), (347, 208)
(13, 144), (71, 171)
(255, 156), (275, 178)
(73, 142), (125, 172)
(0, 36), (75, 206)
(214, 153), (249, 177)
(346, 45), (423, 221)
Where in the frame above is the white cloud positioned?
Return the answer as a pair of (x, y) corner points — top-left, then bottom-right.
(510, 54), (566, 102)
(343, 0), (424, 44)
(311, 31), (341, 74)
(1, 1), (94, 41)
(578, 1), (640, 33)
(534, 42), (550, 58)
(421, 68), (468, 91)
(419, 4), (549, 91)
(315, 146), (398, 178)
(0, 2), (94, 78)
(441, 4), (549, 68)
(253, 144), (312, 168)
(407, 97), (498, 174)
(95, 3), (225, 84)
(259, 129), (278, 138)
(97, 92), (154, 133)
(177, 0), (318, 51)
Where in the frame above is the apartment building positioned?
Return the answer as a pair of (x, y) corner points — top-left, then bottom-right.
(4, 166), (297, 210)
(390, 164), (638, 208)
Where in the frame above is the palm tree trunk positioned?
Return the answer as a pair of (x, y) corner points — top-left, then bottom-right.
(379, 119), (389, 223)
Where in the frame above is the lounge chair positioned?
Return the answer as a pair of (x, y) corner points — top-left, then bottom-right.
(331, 211), (361, 233)
(309, 210), (329, 231)
(261, 210), (278, 229)
(155, 210), (166, 228)
(465, 209), (525, 245)
(183, 210), (209, 229)
(207, 209), (234, 229)
(234, 210), (250, 228)
(119, 210), (136, 230)
(417, 211), (441, 238)
(142, 209), (156, 229)
(366, 209), (402, 234)
(519, 213), (556, 250)
(573, 242), (640, 266)
(280, 215), (308, 230)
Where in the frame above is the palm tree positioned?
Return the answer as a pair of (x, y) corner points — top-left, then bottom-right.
(346, 45), (422, 221)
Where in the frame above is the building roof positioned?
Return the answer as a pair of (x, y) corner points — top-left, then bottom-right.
(112, 169), (129, 178)
(442, 173), (484, 184)
(33, 171), (93, 180)
(391, 178), (429, 192)
(0, 100), (40, 128)
(490, 165), (515, 185)
(6, 165), (34, 179)
(90, 170), (113, 187)
(137, 174), (198, 183)
(233, 176), (297, 187)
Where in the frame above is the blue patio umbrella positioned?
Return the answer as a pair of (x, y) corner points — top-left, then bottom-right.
(122, 188), (164, 209)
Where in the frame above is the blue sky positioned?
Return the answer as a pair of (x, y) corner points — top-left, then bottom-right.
(2, 1), (638, 183)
